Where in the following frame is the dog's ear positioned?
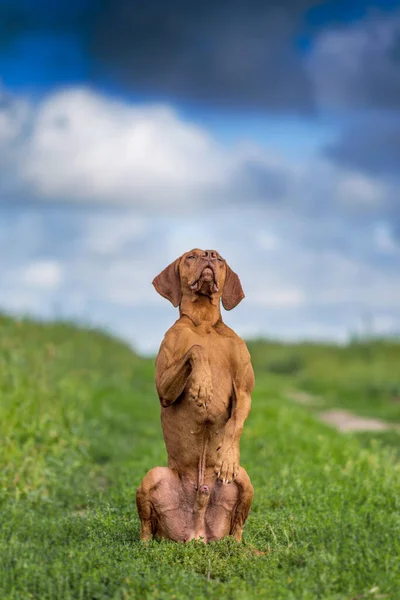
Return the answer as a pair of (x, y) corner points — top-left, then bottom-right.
(152, 258), (182, 307)
(222, 264), (245, 310)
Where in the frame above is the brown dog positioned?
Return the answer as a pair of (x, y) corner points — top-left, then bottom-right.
(136, 248), (254, 542)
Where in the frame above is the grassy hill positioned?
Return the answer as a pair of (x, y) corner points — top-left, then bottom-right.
(1, 314), (399, 599)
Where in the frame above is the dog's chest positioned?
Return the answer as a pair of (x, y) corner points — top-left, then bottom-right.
(183, 328), (234, 364)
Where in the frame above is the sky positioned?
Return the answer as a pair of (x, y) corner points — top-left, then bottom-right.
(1, 0), (400, 354)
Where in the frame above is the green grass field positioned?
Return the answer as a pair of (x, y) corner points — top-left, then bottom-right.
(1, 314), (400, 599)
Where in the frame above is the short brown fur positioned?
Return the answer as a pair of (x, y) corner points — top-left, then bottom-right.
(136, 249), (254, 542)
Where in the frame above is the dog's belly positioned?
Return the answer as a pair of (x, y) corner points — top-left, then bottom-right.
(161, 393), (229, 473)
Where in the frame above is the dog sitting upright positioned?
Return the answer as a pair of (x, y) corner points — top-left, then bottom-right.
(136, 249), (254, 542)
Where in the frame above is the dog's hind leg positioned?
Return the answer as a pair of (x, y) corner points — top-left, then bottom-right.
(230, 467), (254, 542)
(136, 467), (161, 541)
(137, 466), (181, 541)
(136, 467), (194, 542)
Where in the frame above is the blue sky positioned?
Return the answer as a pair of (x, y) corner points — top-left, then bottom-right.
(1, 0), (400, 352)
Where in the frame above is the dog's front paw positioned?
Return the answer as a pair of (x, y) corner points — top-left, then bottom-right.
(188, 370), (213, 408)
(215, 447), (239, 484)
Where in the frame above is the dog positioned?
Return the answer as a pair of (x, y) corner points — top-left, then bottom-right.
(136, 249), (254, 542)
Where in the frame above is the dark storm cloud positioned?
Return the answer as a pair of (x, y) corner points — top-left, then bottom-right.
(325, 118), (400, 179)
(0, 1), (94, 46)
(87, 0), (317, 112)
(0, 5), (27, 51)
(0, 0), (316, 112)
(309, 9), (400, 110)
(3, 1), (400, 113)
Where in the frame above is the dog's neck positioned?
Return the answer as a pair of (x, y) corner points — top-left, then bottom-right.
(179, 294), (222, 327)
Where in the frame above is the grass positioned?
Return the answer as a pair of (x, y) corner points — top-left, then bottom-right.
(1, 314), (400, 599)
(248, 338), (400, 455)
(247, 338), (400, 421)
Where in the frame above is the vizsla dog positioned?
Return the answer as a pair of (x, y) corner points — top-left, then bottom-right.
(136, 249), (254, 543)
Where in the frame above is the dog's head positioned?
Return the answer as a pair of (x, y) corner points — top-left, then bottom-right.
(152, 249), (244, 310)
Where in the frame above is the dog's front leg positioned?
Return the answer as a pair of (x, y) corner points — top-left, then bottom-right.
(215, 364), (254, 483)
(156, 344), (211, 408)
(188, 346), (213, 408)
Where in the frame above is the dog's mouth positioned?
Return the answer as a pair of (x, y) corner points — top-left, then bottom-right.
(201, 267), (214, 282)
(190, 266), (219, 293)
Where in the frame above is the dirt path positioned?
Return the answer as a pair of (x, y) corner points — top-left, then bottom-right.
(318, 409), (397, 433)
(286, 389), (399, 433)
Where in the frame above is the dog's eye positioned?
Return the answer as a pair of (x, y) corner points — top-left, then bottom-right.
(187, 255), (195, 260)
(217, 257), (223, 262)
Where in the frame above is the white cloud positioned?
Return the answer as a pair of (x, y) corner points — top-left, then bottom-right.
(16, 88), (233, 209)
(83, 213), (150, 255)
(374, 223), (399, 255)
(251, 288), (305, 308)
(371, 315), (400, 336)
(0, 86), (30, 149)
(23, 260), (62, 289)
(255, 230), (279, 251)
(0, 86), (302, 211)
(1, 84), (399, 352)
(1, 206), (399, 354)
(336, 172), (385, 209)
(0, 83), (395, 230)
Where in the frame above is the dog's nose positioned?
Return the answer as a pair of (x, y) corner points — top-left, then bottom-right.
(202, 250), (217, 260)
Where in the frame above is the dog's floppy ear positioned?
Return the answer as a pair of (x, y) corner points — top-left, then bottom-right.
(222, 264), (245, 311)
(152, 258), (182, 307)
